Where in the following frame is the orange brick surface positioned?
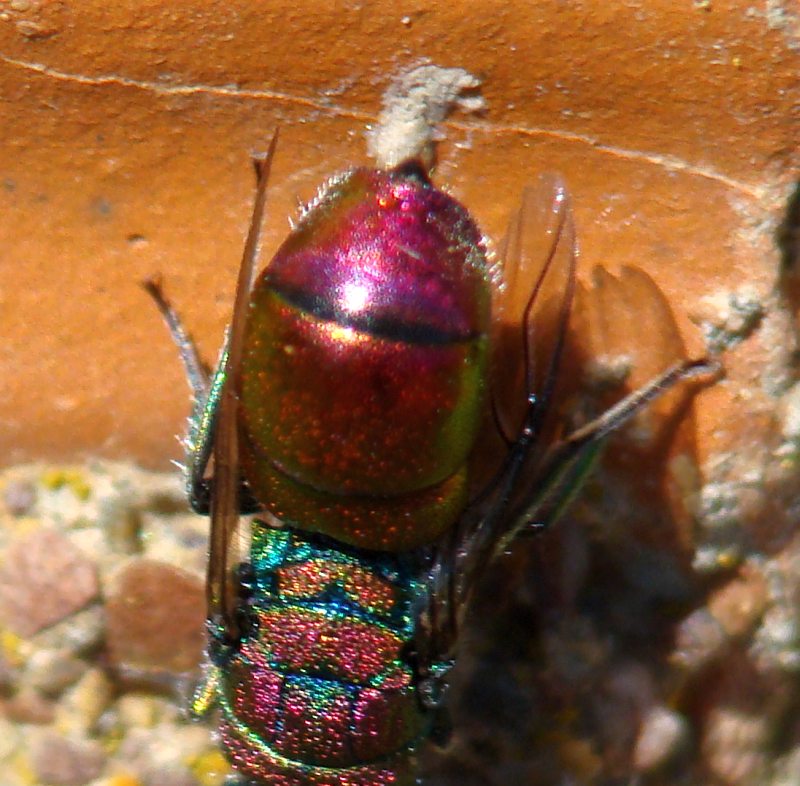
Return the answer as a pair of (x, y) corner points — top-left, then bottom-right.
(1, 1), (798, 468)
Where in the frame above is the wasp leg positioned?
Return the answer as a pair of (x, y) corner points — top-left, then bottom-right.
(143, 278), (232, 513)
(190, 664), (221, 719)
(142, 278), (211, 400)
(185, 342), (231, 514)
(505, 356), (721, 540)
(144, 279), (263, 516)
(421, 356), (720, 667)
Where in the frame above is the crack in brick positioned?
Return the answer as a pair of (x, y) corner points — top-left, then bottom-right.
(0, 52), (768, 201)
(0, 52), (373, 118)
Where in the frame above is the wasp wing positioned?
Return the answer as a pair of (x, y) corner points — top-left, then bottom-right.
(419, 185), (718, 676)
(564, 266), (704, 565)
(418, 175), (579, 673)
(207, 134), (278, 640)
(489, 173), (576, 445)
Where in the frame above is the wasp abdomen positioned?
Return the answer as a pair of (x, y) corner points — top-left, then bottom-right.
(216, 526), (428, 785)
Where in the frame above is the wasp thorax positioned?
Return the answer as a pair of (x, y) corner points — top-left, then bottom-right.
(239, 165), (490, 551)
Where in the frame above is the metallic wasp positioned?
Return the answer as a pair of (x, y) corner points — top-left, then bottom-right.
(147, 132), (716, 785)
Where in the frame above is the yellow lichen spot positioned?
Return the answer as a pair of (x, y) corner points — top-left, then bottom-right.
(732, 55), (742, 69)
(189, 750), (231, 786)
(40, 468), (92, 501)
(716, 551), (740, 570)
(104, 775), (142, 786)
(11, 751), (36, 785)
(0, 628), (31, 666)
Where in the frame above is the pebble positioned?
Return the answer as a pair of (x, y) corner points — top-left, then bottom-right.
(0, 650), (16, 691)
(752, 604), (800, 673)
(771, 746), (800, 786)
(0, 716), (20, 760)
(55, 667), (113, 734)
(140, 512), (209, 577)
(633, 705), (689, 772)
(29, 730), (106, 786)
(0, 464), (220, 786)
(707, 562), (769, 638)
(32, 605), (105, 655)
(702, 707), (769, 785)
(115, 693), (175, 729)
(3, 685), (56, 724)
(116, 724), (214, 781)
(671, 607), (727, 672)
(3, 479), (36, 515)
(0, 528), (99, 637)
(0, 455), (790, 784)
(105, 559), (205, 674)
(25, 648), (88, 695)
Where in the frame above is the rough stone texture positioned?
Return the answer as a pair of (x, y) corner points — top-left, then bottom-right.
(0, 528), (98, 637)
(0, 460), (794, 784)
(54, 667), (113, 735)
(28, 731), (106, 786)
(105, 557), (206, 674)
(0, 464), (224, 786)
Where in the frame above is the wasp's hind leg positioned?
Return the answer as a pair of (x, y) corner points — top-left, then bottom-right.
(507, 355), (722, 537)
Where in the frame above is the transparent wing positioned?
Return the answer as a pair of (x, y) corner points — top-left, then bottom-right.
(490, 173), (577, 445)
(417, 175), (580, 674)
(208, 134), (278, 640)
(565, 266), (704, 561)
(418, 187), (720, 675)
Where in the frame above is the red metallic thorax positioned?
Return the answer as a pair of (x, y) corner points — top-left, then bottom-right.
(239, 164), (490, 551)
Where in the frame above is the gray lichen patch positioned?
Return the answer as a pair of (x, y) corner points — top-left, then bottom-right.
(691, 288), (765, 353)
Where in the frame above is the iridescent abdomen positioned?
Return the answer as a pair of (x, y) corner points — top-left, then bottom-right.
(216, 525), (429, 785)
(239, 165), (490, 551)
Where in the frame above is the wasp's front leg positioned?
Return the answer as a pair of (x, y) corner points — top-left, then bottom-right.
(144, 280), (260, 515)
